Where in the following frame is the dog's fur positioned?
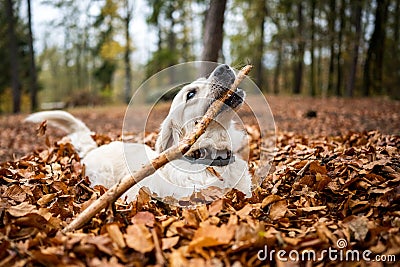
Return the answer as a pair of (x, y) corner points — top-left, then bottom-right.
(26, 65), (252, 202)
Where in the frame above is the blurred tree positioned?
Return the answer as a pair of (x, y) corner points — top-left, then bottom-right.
(327, 0), (336, 96)
(201, 0), (227, 75)
(93, 0), (123, 92)
(42, 0), (94, 99)
(0, 1), (11, 98)
(229, 0), (267, 91)
(37, 46), (63, 102)
(335, 0), (346, 96)
(254, 0), (267, 91)
(27, 0), (38, 111)
(384, 0), (400, 99)
(267, 0), (293, 95)
(309, 0), (316, 96)
(363, 0), (389, 96)
(345, 0), (363, 97)
(271, 24), (283, 95)
(145, 0), (195, 79)
(5, 0), (21, 113)
(122, 0), (133, 104)
(292, 1), (305, 94)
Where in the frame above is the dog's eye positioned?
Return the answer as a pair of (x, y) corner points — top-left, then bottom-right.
(186, 89), (196, 101)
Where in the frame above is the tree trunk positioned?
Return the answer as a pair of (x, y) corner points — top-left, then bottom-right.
(293, 2), (304, 94)
(6, 0), (21, 113)
(166, 3), (178, 83)
(335, 0), (345, 96)
(317, 6), (324, 96)
(310, 0), (316, 96)
(363, 0), (389, 96)
(327, 0), (336, 96)
(63, 29), (73, 94)
(75, 39), (82, 91)
(394, 0), (400, 45)
(201, 0), (227, 75)
(254, 0), (266, 92)
(273, 40), (282, 95)
(27, 0), (38, 111)
(123, 0), (133, 104)
(346, 0), (362, 97)
(388, 0), (400, 98)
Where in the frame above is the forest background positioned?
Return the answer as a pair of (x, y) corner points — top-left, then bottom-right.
(0, 0), (399, 114)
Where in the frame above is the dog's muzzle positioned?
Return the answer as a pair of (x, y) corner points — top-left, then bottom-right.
(208, 64), (244, 110)
(183, 148), (235, 166)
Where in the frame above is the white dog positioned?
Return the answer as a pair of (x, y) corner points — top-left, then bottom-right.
(26, 64), (252, 202)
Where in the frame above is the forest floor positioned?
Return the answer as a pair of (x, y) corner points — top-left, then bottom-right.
(1, 96), (399, 163)
(0, 96), (399, 266)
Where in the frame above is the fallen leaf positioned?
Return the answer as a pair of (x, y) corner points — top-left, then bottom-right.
(5, 184), (27, 202)
(37, 193), (57, 207)
(125, 224), (154, 253)
(189, 222), (236, 249)
(7, 202), (36, 217)
(106, 223), (126, 248)
(162, 236), (180, 250)
(131, 211), (155, 227)
(298, 206), (326, 212)
(261, 194), (282, 208)
(346, 216), (369, 241)
(269, 200), (287, 220)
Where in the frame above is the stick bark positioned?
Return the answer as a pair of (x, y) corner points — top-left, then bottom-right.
(63, 65), (252, 233)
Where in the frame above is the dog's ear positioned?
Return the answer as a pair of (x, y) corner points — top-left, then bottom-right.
(155, 117), (180, 153)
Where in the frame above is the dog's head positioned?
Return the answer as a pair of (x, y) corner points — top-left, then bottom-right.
(155, 64), (246, 161)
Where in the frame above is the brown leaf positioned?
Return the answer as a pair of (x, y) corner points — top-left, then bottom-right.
(298, 206), (326, 212)
(189, 221), (236, 249)
(131, 211), (155, 227)
(86, 235), (114, 255)
(261, 194), (282, 208)
(182, 209), (198, 227)
(125, 224), (154, 253)
(309, 161), (327, 175)
(345, 216), (369, 241)
(162, 236), (180, 250)
(13, 213), (52, 232)
(236, 203), (254, 218)
(7, 202), (36, 217)
(106, 223), (126, 248)
(269, 200), (287, 220)
(37, 120), (47, 136)
(208, 199), (224, 216)
(37, 193), (57, 207)
(5, 184), (27, 202)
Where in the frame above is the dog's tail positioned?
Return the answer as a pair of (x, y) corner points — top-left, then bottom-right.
(25, 110), (97, 158)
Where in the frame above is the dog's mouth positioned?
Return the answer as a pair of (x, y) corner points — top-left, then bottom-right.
(183, 148), (235, 166)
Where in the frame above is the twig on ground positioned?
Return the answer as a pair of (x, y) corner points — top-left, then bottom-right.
(63, 65), (253, 233)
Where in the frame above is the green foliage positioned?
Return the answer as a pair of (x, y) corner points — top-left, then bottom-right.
(93, 0), (123, 92)
(229, 1), (264, 65)
(144, 0), (196, 79)
(94, 60), (117, 92)
(145, 48), (179, 79)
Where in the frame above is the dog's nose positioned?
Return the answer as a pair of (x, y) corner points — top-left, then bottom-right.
(214, 64), (230, 75)
(211, 64), (235, 85)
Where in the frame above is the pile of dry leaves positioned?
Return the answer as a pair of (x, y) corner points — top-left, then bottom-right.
(0, 119), (399, 266)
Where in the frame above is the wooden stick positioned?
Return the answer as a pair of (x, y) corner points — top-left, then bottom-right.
(63, 65), (252, 233)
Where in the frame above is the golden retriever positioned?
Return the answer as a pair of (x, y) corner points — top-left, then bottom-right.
(26, 64), (252, 202)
